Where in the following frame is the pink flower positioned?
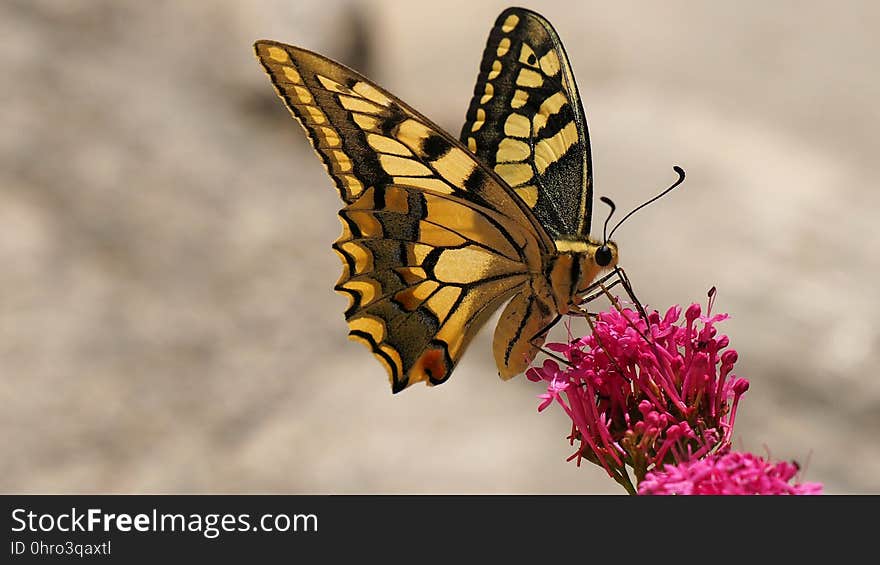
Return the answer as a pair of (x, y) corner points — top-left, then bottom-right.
(638, 451), (823, 495)
(527, 298), (750, 493)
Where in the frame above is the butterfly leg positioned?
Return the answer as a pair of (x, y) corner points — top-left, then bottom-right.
(579, 266), (651, 324)
(579, 269), (626, 305)
(610, 266), (650, 322)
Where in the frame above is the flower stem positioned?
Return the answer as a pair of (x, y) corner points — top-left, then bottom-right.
(612, 468), (638, 495)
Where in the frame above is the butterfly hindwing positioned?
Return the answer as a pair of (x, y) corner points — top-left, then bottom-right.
(461, 7), (593, 239)
(254, 40), (554, 391)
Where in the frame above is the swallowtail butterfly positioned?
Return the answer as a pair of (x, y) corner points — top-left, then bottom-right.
(255, 8), (628, 392)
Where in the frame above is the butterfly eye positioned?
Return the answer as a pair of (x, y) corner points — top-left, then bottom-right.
(595, 245), (613, 267)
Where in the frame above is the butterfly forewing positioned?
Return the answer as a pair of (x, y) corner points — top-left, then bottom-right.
(461, 7), (593, 239)
(254, 40), (554, 392)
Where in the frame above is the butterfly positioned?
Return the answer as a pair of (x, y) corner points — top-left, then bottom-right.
(255, 7), (622, 393)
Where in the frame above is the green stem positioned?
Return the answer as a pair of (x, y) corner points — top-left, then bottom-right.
(612, 468), (638, 495)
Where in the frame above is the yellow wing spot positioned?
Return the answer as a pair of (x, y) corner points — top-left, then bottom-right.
(330, 150), (352, 173)
(503, 113), (531, 137)
(425, 286), (463, 323)
(377, 344), (404, 382)
(496, 38), (511, 57)
(281, 66), (302, 84)
(383, 186), (410, 213)
(539, 50), (561, 76)
(534, 122), (578, 174)
(516, 68), (544, 89)
(367, 133), (412, 156)
(494, 163), (534, 186)
(394, 118), (432, 152)
(433, 247), (520, 284)
(346, 331), (372, 348)
(501, 13), (520, 33)
(394, 280), (440, 311)
(496, 138), (531, 163)
(437, 325), (466, 360)
(318, 126), (340, 147)
(412, 243), (433, 263)
(514, 185), (539, 207)
(346, 210), (383, 238)
(352, 113), (380, 131)
(379, 154), (432, 177)
(352, 81), (392, 106)
(304, 105), (326, 124)
(471, 108), (486, 132)
(488, 60), (502, 81)
(393, 177), (454, 194)
(423, 196), (466, 226)
(316, 75), (353, 94)
(519, 44), (538, 67)
(338, 95), (383, 114)
(339, 241), (373, 274)
(340, 175), (364, 197)
(333, 250), (352, 296)
(421, 196), (518, 259)
(397, 267), (427, 285)
(480, 83), (494, 105)
(348, 315), (385, 341)
(511, 89), (529, 109)
(336, 215), (354, 242)
(393, 287), (422, 311)
(417, 221), (466, 247)
(432, 148), (477, 187)
(291, 85), (313, 104)
(344, 280), (383, 309)
(467, 137), (477, 153)
(266, 46), (290, 63)
(346, 186), (375, 210)
(533, 91), (569, 132)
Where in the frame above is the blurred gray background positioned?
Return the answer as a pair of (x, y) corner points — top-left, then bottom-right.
(2, 0), (878, 493)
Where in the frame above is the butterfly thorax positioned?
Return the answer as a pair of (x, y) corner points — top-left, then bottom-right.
(546, 239), (618, 314)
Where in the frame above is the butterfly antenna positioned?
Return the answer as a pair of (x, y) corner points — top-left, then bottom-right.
(600, 196), (617, 245)
(607, 166), (686, 241)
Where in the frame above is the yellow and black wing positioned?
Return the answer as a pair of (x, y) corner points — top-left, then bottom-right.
(461, 7), (593, 239)
(254, 40), (554, 392)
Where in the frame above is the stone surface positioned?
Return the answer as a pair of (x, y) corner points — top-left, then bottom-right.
(2, 0), (878, 493)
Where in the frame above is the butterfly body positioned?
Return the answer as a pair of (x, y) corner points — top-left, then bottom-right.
(494, 237), (617, 380)
(255, 8), (617, 392)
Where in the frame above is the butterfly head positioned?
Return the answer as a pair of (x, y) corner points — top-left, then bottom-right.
(582, 238), (619, 287)
(550, 238), (618, 311)
(594, 241), (617, 268)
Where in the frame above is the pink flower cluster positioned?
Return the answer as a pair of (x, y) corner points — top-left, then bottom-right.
(527, 301), (750, 492)
(639, 451), (823, 495)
